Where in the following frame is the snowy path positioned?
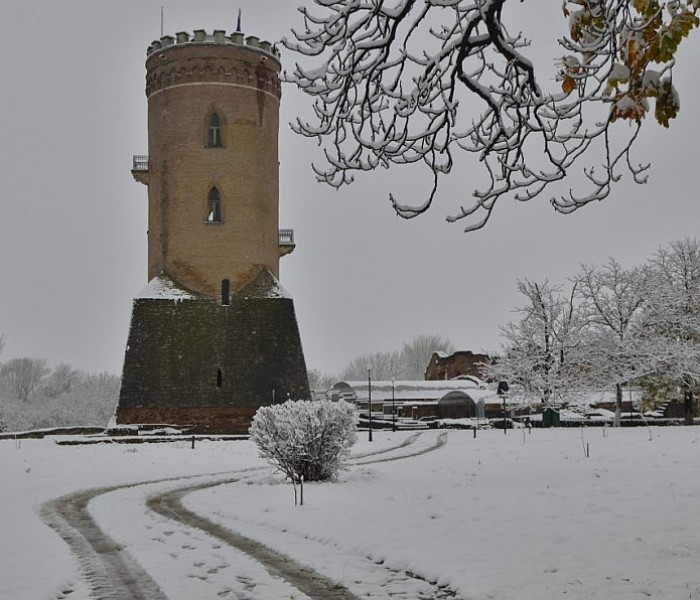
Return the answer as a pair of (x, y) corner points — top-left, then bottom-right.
(147, 479), (360, 600)
(41, 484), (168, 600)
(39, 431), (457, 599)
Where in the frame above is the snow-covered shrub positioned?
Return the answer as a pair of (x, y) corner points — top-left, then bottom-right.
(250, 399), (357, 482)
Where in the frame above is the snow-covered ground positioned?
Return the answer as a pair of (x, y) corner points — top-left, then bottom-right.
(2, 427), (700, 599)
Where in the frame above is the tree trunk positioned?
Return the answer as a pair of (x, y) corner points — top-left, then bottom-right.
(684, 388), (694, 426)
(614, 383), (622, 427)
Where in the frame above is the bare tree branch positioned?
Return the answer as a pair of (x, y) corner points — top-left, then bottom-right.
(285, 0), (698, 231)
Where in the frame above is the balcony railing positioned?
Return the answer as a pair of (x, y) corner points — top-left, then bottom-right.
(279, 229), (294, 246)
(133, 155), (149, 171)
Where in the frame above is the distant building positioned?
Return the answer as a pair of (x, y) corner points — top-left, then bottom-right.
(328, 379), (498, 421)
(424, 350), (492, 381)
(116, 30), (309, 433)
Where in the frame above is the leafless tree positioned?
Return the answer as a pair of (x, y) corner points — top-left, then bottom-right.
(307, 368), (338, 394)
(341, 350), (401, 380)
(340, 333), (454, 380)
(0, 358), (49, 403)
(41, 363), (79, 399)
(400, 333), (455, 379)
(285, 0), (698, 231)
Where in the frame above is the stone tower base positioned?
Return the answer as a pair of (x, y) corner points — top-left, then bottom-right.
(116, 270), (310, 434)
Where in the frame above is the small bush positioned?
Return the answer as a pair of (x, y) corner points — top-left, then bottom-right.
(250, 399), (357, 482)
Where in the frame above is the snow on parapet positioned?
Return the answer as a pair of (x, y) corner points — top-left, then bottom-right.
(135, 275), (196, 301)
(262, 282), (291, 299)
(238, 268), (291, 300)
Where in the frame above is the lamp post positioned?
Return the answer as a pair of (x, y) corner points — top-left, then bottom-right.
(497, 381), (509, 435)
(368, 369), (373, 442)
(392, 379), (396, 432)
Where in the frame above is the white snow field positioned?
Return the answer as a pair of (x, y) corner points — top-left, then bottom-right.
(2, 427), (700, 599)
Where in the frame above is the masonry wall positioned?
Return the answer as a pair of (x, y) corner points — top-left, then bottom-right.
(424, 351), (492, 381)
(118, 33), (307, 433)
(117, 278), (310, 433)
(145, 42), (281, 296)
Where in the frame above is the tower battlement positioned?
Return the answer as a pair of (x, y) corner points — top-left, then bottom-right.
(147, 30), (280, 61)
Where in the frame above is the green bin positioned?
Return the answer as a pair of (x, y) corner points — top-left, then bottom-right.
(543, 407), (560, 428)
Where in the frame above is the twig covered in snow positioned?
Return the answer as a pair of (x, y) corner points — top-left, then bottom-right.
(285, 0), (699, 231)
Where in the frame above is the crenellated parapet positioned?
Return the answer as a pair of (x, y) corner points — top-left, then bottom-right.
(147, 29), (280, 58)
(145, 30), (281, 99)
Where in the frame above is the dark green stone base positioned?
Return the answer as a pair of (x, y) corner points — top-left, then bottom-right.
(116, 271), (310, 433)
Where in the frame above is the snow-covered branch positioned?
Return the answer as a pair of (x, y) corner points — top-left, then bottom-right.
(285, 0), (698, 231)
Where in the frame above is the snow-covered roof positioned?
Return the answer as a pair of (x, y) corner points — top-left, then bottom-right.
(339, 379), (484, 391)
(238, 268), (291, 299)
(135, 275), (196, 300)
(134, 269), (291, 302)
(564, 389), (643, 411)
(330, 379), (497, 403)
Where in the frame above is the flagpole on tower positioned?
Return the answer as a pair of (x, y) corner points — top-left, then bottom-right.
(236, 8), (242, 33)
(160, 6), (164, 37)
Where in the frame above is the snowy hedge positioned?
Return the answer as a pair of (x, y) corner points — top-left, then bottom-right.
(250, 399), (357, 482)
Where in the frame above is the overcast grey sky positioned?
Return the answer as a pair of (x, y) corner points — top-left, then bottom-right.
(1, 0), (699, 378)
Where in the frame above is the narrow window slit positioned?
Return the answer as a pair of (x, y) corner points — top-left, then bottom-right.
(221, 279), (230, 305)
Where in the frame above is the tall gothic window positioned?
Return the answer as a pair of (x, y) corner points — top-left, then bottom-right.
(207, 187), (222, 223)
(207, 113), (223, 147)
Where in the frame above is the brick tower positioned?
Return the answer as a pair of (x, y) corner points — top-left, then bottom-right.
(116, 29), (310, 433)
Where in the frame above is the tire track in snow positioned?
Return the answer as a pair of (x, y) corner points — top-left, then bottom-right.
(39, 431), (440, 599)
(350, 431), (448, 466)
(147, 431), (456, 599)
(39, 468), (250, 600)
(148, 481), (361, 600)
(349, 431), (424, 460)
(41, 484), (168, 600)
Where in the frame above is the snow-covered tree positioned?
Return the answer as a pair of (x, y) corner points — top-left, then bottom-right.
(41, 363), (79, 399)
(0, 365), (120, 432)
(644, 238), (700, 423)
(307, 368), (338, 395)
(575, 259), (652, 425)
(485, 279), (586, 405)
(250, 399), (357, 483)
(0, 358), (49, 402)
(285, 0), (699, 231)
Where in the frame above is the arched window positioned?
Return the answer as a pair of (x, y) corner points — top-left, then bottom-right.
(207, 187), (222, 223)
(216, 368), (223, 388)
(221, 279), (230, 306)
(207, 113), (223, 147)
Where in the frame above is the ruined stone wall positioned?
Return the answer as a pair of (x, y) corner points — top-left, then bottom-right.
(424, 351), (491, 381)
